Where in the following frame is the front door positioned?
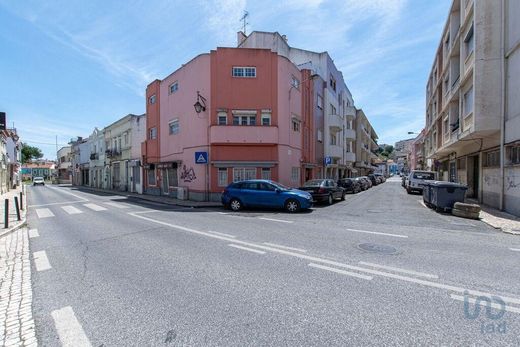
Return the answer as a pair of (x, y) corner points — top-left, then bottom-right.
(161, 169), (169, 195)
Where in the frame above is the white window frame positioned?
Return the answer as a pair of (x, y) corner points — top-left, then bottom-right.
(291, 76), (300, 90)
(169, 81), (179, 94)
(261, 168), (271, 180)
(149, 127), (157, 140)
(330, 133), (337, 146)
(218, 168), (228, 187)
(149, 94), (156, 104)
(217, 111), (227, 125)
(292, 119), (301, 132)
(463, 85), (474, 116)
(232, 67), (256, 78)
(233, 167), (257, 182)
(317, 129), (323, 142)
(261, 112), (271, 126)
(291, 167), (300, 182)
(233, 114), (256, 126)
(464, 23), (474, 59)
(317, 94), (323, 109)
(169, 119), (180, 135)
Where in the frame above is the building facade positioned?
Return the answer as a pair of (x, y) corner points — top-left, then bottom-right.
(56, 146), (72, 183)
(353, 109), (378, 176)
(21, 161), (55, 181)
(70, 137), (90, 186)
(424, 0), (520, 215)
(87, 128), (107, 189)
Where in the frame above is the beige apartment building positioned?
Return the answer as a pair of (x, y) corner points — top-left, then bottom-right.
(424, 0), (520, 216)
(354, 109), (378, 176)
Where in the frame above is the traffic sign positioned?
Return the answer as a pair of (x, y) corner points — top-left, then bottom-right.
(324, 156), (332, 165)
(195, 151), (208, 164)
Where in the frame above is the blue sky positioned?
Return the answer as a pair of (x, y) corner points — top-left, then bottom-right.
(0, 0), (450, 159)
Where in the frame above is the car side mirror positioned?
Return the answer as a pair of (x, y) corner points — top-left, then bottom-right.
(275, 188), (281, 193)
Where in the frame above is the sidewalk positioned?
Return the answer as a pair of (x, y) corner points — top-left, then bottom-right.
(478, 204), (520, 235)
(71, 185), (222, 208)
(0, 186), (27, 238)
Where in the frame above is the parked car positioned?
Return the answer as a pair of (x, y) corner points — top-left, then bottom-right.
(406, 170), (437, 194)
(33, 177), (45, 186)
(299, 179), (345, 205)
(221, 180), (313, 213)
(401, 175), (408, 188)
(338, 178), (361, 194)
(360, 176), (373, 188)
(374, 173), (386, 183)
(367, 174), (379, 186)
(353, 177), (369, 191)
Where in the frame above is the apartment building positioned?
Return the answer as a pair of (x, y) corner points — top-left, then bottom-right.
(424, 0), (520, 215)
(409, 130), (426, 171)
(238, 31), (357, 179)
(56, 146), (72, 183)
(87, 127), (107, 189)
(70, 137), (90, 186)
(353, 109), (378, 176)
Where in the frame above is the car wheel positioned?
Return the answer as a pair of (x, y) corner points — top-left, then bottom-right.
(285, 199), (300, 213)
(341, 192), (346, 201)
(327, 194), (334, 205)
(406, 187), (411, 194)
(229, 198), (242, 211)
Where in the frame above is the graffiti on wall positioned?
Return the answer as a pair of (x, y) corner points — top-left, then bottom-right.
(180, 165), (197, 182)
(506, 174), (519, 191)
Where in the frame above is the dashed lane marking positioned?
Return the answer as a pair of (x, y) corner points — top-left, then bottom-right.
(258, 217), (294, 224)
(263, 242), (307, 253)
(510, 248), (520, 252)
(62, 205), (83, 215)
(228, 244), (266, 254)
(36, 208), (54, 219)
(83, 203), (107, 211)
(345, 228), (408, 239)
(28, 229), (39, 238)
(358, 261), (438, 279)
(207, 230), (236, 238)
(51, 306), (93, 347)
(308, 263), (373, 280)
(33, 250), (52, 271)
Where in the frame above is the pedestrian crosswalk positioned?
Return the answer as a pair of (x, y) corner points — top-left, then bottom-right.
(33, 201), (132, 219)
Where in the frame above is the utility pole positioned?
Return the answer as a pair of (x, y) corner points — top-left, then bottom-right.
(240, 11), (249, 35)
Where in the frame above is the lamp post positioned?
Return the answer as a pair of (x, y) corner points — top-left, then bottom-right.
(193, 91), (207, 114)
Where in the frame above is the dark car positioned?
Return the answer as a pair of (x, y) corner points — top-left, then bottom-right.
(359, 176), (373, 188)
(299, 179), (345, 205)
(352, 177), (368, 191)
(367, 174), (379, 186)
(221, 180), (313, 213)
(337, 178), (361, 194)
(374, 173), (385, 183)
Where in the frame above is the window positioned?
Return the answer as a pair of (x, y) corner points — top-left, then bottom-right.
(218, 168), (228, 187)
(261, 112), (271, 126)
(329, 75), (336, 92)
(317, 129), (323, 142)
(118, 138), (121, 151)
(217, 112), (227, 125)
(233, 168), (257, 182)
(291, 76), (300, 89)
(330, 104), (336, 115)
(167, 168), (178, 187)
(463, 86), (474, 116)
(484, 150), (500, 167)
(147, 168), (156, 185)
(464, 23), (474, 58)
(508, 146), (520, 165)
(232, 67), (256, 78)
(443, 118), (449, 134)
(457, 158), (467, 170)
(261, 168), (271, 180)
(291, 167), (300, 182)
(124, 133), (128, 145)
(169, 119), (179, 135)
(292, 119), (300, 132)
(330, 133), (337, 145)
(149, 94), (156, 104)
(233, 114), (256, 126)
(169, 82), (178, 94)
(317, 94), (323, 109)
(149, 127), (157, 139)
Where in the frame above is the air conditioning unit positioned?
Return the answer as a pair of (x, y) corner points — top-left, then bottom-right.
(177, 187), (189, 200)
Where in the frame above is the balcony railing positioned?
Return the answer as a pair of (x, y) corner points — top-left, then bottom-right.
(344, 129), (356, 141)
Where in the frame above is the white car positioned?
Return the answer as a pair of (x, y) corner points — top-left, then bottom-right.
(406, 170), (436, 194)
(33, 177), (45, 186)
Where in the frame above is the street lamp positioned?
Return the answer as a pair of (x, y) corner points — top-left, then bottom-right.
(193, 91), (207, 114)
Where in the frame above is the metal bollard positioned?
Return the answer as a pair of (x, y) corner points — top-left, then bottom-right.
(20, 192), (23, 210)
(4, 199), (8, 228)
(14, 196), (21, 221)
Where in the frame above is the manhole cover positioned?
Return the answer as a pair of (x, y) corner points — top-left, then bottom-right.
(357, 243), (398, 255)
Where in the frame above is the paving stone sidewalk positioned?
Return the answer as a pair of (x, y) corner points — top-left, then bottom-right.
(0, 228), (37, 346)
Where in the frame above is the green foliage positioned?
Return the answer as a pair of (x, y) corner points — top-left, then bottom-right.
(21, 144), (43, 163)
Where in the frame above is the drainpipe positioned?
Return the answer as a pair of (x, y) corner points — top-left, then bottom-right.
(499, 0), (506, 211)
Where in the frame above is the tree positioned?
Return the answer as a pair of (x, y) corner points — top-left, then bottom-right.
(21, 144), (43, 163)
(384, 145), (394, 154)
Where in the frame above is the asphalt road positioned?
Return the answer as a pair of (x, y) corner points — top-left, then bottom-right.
(26, 177), (520, 346)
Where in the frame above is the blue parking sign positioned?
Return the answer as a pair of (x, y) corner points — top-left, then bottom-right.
(324, 156), (332, 165)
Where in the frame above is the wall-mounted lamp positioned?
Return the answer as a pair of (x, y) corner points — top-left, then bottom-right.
(193, 91), (207, 114)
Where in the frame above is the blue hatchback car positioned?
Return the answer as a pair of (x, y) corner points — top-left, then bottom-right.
(221, 179), (313, 213)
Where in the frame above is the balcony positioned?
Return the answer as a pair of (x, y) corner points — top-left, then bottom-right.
(210, 125), (278, 144)
(326, 145), (343, 159)
(327, 114), (343, 131)
(345, 106), (355, 121)
(345, 129), (356, 141)
(105, 149), (121, 158)
(90, 153), (99, 160)
(345, 151), (356, 163)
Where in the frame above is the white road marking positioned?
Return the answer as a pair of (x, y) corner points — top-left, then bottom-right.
(358, 261), (438, 279)
(207, 230), (236, 238)
(263, 242), (307, 252)
(132, 210), (161, 214)
(258, 217), (294, 224)
(309, 263), (373, 280)
(29, 200), (86, 208)
(228, 244), (266, 254)
(46, 185), (89, 201)
(509, 248), (520, 252)
(345, 228), (408, 239)
(51, 306), (93, 347)
(218, 212), (229, 215)
(62, 205), (83, 215)
(450, 294), (520, 314)
(104, 201), (129, 209)
(128, 212), (520, 305)
(28, 229), (39, 238)
(83, 203), (107, 211)
(36, 208), (54, 219)
(33, 251), (52, 271)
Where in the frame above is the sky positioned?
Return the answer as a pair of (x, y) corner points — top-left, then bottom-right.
(0, 0), (451, 159)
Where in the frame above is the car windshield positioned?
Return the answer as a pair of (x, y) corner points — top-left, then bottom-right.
(303, 180), (324, 187)
(413, 172), (435, 180)
(271, 182), (291, 190)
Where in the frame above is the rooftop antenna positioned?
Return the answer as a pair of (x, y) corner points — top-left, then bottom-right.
(240, 11), (249, 35)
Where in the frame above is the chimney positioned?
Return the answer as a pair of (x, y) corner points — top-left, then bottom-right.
(237, 31), (247, 46)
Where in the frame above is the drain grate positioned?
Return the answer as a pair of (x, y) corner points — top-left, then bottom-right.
(357, 243), (398, 255)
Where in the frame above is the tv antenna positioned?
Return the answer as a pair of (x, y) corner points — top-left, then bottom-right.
(240, 11), (249, 35)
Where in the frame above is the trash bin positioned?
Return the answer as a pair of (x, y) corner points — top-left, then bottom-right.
(429, 181), (468, 212)
(422, 180), (436, 208)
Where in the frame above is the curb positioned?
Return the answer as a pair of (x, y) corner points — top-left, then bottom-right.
(0, 219), (27, 238)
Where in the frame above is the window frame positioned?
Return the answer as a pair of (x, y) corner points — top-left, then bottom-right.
(169, 81), (179, 94)
(149, 127), (157, 140)
(217, 111), (227, 125)
(169, 119), (180, 135)
(218, 168), (228, 187)
(261, 112), (271, 126)
(261, 168), (271, 180)
(149, 94), (156, 104)
(232, 66), (256, 78)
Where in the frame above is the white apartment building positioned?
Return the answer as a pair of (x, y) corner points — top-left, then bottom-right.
(425, 0), (520, 216)
(56, 146), (72, 183)
(87, 127), (108, 189)
(354, 109), (378, 176)
(104, 114), (146, 193)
